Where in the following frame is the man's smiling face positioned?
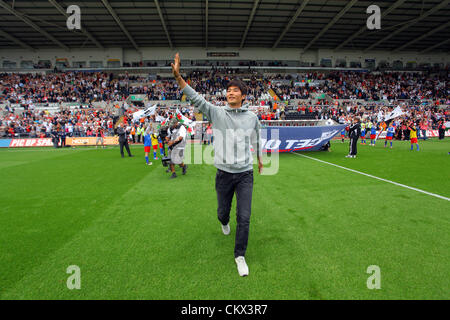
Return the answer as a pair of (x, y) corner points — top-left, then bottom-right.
(226, 86), (243, 108)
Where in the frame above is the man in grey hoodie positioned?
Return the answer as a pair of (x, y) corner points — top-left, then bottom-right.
(171, 53), (263, 277)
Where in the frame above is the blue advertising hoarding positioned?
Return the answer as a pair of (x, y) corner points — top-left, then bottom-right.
(0, 139), (12, 148)
(261, 125), (346, 152)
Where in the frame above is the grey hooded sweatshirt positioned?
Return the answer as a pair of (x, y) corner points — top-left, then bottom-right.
(182, 84), (262, 173)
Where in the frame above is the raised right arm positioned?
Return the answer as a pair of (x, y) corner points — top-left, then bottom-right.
(171, 52), (218, 121)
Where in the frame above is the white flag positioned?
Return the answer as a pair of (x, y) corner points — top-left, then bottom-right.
(377, 110), (384, 122)
(384, 106), (404, 121)
(155, 114), (165, 122)
(132, 104), (157, 121)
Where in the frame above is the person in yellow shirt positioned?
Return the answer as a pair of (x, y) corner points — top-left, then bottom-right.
(151, 132), (160, 160)
(408, 121), (419, 151)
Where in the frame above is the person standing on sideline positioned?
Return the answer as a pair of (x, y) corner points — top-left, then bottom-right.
(420, 121), (428, 140)
(360, 122), (366, 145)
(206, 123), (213, 145)
(117, 123), (133, 158)
(151, 131), (161, 160)
(60, 127), (66, 148)
(136, 124), (143, 144)
(130, 125), (136, 144)
(384, 122), (395, 148)
(143, 127), (153, 166)
(167, 118), (188, 179)
(51, 127), (59, 148)
(438, 120), (446, 140)
(369, 122), (377, 146)
(408, 121), (420, 151)
(171, 53), (263, 277)
(346, 117), (361, 158)
(95, 127), (105, 149)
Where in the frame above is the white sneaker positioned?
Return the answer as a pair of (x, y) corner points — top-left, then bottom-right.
(235, 256), (249, 277)
(221, 223), (230, 235)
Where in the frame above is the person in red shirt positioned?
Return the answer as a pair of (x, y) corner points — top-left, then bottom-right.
(96, 127), (105, 148)
(419, 121), (428, 140)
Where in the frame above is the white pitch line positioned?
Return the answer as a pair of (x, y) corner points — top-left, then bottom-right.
(292, 152), (450, 202)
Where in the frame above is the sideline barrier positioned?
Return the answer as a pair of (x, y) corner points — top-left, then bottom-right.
(262, 125), (346, 152)
(0, 129), (447, 149)
(9, 138), (53, 147)
(0, 137), (119, 148)
(0, 139), (12, 147)
(338, 130), (450, 140)
(66, 137), (119, 146)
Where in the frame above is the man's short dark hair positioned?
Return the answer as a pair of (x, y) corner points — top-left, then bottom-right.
(227, 79), (247, 96)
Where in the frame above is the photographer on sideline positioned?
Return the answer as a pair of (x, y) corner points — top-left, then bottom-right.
(167, 118), (187, 179)
(158, 125), (168, 156)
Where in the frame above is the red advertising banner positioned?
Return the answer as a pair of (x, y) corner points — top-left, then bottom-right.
(9, 138), (53, 147)
(426, 130), (450, 138)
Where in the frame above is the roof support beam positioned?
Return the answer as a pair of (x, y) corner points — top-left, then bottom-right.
(302, 0), (358, 52)
(240, 0), (260, 48)
(154, 0), (173, 49)
(272, 0), (309, 49)
(48, 0), (103, 49)
(100, 0), (139, 51)
(205, 0), (208, 48)
(0, 0), (69, 50)
(0, 28), (34, 50)
(365, 0), (450, 51)
(420, 38), (450, 53)
(335, 0), (406, 50)
(394, 21), (450, 52)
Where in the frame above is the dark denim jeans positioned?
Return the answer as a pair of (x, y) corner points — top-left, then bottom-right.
(215, 169), (254, 258)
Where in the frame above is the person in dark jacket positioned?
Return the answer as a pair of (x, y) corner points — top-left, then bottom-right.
(346, 117), (361, 158)
(117, 123), (133, 158)
(438, 120), (446, 140)
(51, 128), (59, 148)
(60, 128), (66, 148)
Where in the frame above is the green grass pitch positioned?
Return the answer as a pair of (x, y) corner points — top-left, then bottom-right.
(0, 139), (449, 299)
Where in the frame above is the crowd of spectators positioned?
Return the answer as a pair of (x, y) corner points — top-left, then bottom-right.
(0, 107), (117, 139)
(2, 70), (448, 105)
(0, 72), (127, 104)
(267, 71), (449, 102)
(1, 69), (448, 139)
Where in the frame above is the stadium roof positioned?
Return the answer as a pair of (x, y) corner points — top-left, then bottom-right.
(0, 0), (449, 52)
